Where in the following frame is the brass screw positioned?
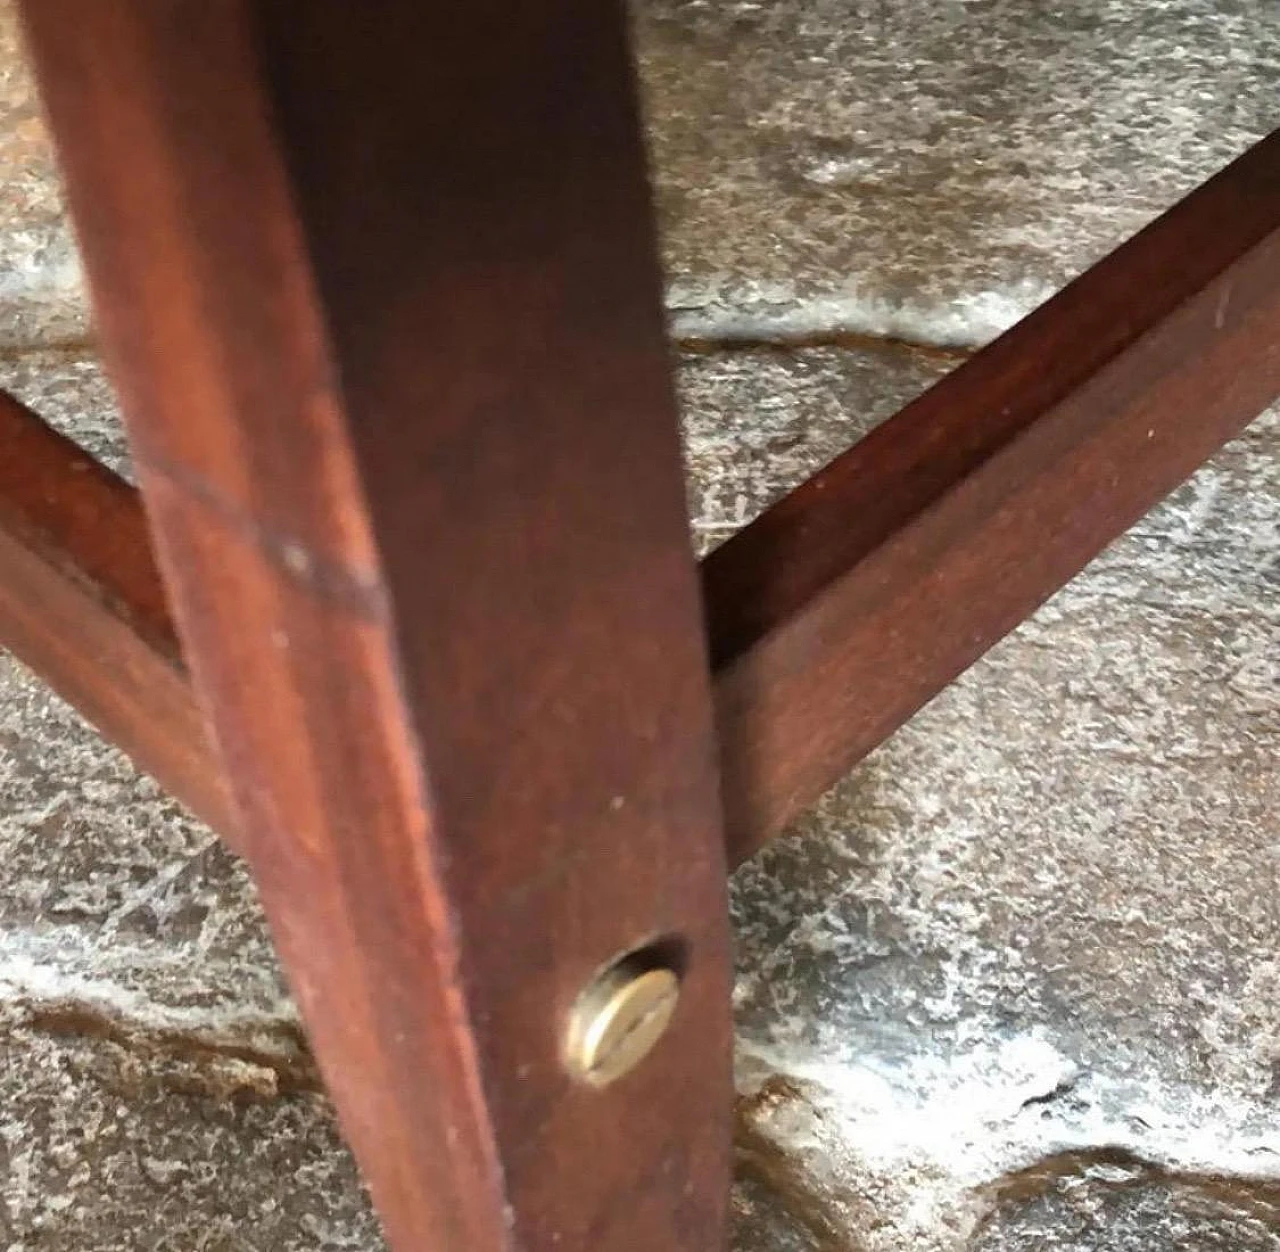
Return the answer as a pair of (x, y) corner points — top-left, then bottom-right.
(566, 956), (681, 1087)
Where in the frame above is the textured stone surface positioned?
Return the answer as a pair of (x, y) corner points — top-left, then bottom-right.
(727, 404), (1280, 1248)
(2, 0), (1279, 1248)
(0, 1007), (381, 1251)
(640, 0), (1280, 344)
(3, 0), (1278, 349)
(4, 343), (1277, 1249)
(0, 646), (291, 1050)
(679, 339), (952, 550)
(0, 3), (85, 348)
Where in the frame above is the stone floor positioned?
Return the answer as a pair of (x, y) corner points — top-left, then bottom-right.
(1, 1), (1278, 1249)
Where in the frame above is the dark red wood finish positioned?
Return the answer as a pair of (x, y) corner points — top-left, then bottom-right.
(0, 388), (233, 837)
(4, 133), (1280, 873)
(707, 130), (1280, 859)
(17, 4), (733, 1251)
(6, 13), (1280, 1243)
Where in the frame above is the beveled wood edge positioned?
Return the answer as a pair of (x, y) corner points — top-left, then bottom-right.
(3, 130), (1278, 867)
(18, 2), (737, 1245)
(0, 387), (238, 844)
(706, 128), (1280, 857)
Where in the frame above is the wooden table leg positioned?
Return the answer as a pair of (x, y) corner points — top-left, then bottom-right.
(18, 3), (734, 1249)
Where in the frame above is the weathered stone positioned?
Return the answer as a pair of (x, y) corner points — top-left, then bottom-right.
(3, 0), (1280, 1246)
(4, 341), (1277, 1250)
(679, 338), (1280, 1248)
(679, 339), (952, 550)
(0, 648), (293, 1037)
(973, 1153), (1280, 1251)
(0, 3), (86, 349)
(4, 0), (1278, 351)
(0, 1008), (382, 1251)
(727, 402), (1280, 1247)
(639, 0), (1280, 345)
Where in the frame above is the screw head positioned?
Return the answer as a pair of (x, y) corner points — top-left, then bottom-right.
(566, 959), (681, 1087)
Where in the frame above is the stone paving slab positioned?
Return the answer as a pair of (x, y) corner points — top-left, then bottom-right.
(715, 355), (1280, 1249)
(2, 345), (1277, 1250)
(0, 4), (84, 349)
(0, 1006), (378, 1252)
(4, 1), (1277, 350)
(2, 0), (1279, 1247)
(639, 0), (1280, 344)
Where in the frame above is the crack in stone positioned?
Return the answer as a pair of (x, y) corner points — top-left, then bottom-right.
(0, 335), (96, 360)
(12, 998), (320, 1102)
(735, 1076), (865, 1252)
(972, 1148), (1280, 1240)
(1, 327), (970, 371)
(675, 329), (972, 365)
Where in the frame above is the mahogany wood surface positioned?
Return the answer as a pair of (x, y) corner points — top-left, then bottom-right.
(707, 129), (1280, 858)
(0, 387), (233, 838)
(9, 5), (1278, 1248)
(18, 3), (734, 1251)
(4, 133), (1279, 872)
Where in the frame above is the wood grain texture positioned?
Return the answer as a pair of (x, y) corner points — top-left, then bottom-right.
(18, 3), (733, 1251)
(6, 130), (1280, 877)
(0, 388), (233, 837)
(706, 128), (1280, 860)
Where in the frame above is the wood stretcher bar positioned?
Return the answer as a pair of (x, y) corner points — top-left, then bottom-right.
(4, 2), (1279, 1248)
(0, 388), (234, 837)
(4, 130), (1279, 865)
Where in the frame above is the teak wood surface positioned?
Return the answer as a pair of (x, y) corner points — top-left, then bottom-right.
(3, 3), (1279, 1250)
